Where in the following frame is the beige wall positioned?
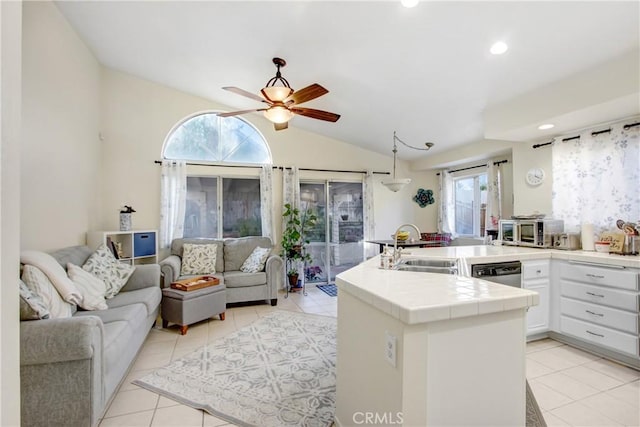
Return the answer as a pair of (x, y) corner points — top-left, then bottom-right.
(1, 0), (22, 424)
(511, 142), (553, 216)
(21, 0), (102, 251)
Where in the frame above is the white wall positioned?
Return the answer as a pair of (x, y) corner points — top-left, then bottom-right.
(21, 0), (102, 251)
(511, 142), (553, 216)
(1, 1), (22, 424)
(100, 69), (420, 248)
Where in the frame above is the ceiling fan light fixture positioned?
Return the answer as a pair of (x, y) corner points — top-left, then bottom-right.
(264, 106), (294, 124)
(261, 85), (293, 103)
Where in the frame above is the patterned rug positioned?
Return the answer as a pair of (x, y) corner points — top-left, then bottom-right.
(527, 380), (547, 427)
(316, 284), (337, 297)
(134, 311), (336, 427)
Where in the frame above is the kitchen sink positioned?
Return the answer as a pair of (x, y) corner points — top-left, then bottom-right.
(394, 258), (458, 274)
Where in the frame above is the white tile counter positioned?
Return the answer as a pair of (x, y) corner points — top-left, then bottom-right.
(335, 255), (538, 325)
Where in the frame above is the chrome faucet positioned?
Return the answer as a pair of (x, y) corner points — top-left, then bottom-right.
(393, 223), (421, 263)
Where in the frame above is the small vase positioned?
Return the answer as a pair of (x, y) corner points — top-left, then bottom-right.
(119, 213), (132, 231)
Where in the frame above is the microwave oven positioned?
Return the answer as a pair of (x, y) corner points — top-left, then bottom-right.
(498, 219), (564, 247)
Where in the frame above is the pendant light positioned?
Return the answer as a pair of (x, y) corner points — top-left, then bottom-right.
(382, 131), (434, 192)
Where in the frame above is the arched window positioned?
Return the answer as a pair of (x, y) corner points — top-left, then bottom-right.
(161, 112), (272, 239)
(162, 112), (271, 164)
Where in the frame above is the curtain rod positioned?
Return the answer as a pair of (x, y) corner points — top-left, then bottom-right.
(154, 160), (389, 175)
(436, 159), (508, 176)
(532, 119), (640, 149)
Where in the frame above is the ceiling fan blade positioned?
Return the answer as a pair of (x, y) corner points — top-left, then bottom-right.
(274, 122), (288, 131)
(290, 107), (341, 122)
(222, 86), (270, 104)
(285, 83), (329, 105)
(217, 109), (265, 118)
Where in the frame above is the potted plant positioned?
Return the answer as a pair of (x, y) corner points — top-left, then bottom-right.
(281, 203), (317, 290)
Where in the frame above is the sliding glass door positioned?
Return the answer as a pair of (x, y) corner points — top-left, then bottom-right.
(301, 181), (364, 284)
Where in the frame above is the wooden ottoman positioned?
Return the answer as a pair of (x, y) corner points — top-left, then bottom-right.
(161, 281), (226, 335)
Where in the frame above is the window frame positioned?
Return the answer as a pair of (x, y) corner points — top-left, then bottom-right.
(184, 174), (262, 239)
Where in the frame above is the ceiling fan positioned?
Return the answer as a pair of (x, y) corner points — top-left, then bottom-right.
(218, 57), (341, 131)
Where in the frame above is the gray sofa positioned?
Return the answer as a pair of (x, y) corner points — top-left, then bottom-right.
(159, 236), (282, 306)
(20, 245), (162, 427)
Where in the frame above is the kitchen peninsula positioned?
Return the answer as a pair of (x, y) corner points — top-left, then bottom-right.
(334, 246), (640, 426)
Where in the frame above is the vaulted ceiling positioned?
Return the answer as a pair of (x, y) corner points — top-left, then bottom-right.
(55, 1), (640, 160)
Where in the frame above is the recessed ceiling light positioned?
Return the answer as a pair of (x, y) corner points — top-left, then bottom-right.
(401, 0), (419, 8)
(538, 123), (555, 130)
(490, 41), (508, 55)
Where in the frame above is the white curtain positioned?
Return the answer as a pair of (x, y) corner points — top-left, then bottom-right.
(552, 120), (640, 234)
(259, 165), (274, 240)
(485, 162), (502, 231)
(159, 160), (186, 249)
(363, 171), (376, 259)
(281, 167), (300, 289)
(282, 167), (300, 211)
(437, 169), (457, 237)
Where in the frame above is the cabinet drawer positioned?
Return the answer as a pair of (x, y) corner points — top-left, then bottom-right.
(561, 315), (639, 356)
(560, 297), (639, 334)
(560, 280), (639, 312)
(523, 261), (550, 280)
(560, 263), (639, 291)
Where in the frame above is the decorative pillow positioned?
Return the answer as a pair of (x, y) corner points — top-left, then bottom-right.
(82, 244), (135, 299)
(19, 280), (50, 320)
(20, 250), (83, 305)
(240, 247), (271, 273)
(21, 265), (73, 319)
(67, 263), (108, 310)
(181, 243), (217, 275)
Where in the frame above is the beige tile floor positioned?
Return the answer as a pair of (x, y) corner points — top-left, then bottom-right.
(99, 285), (639, 427)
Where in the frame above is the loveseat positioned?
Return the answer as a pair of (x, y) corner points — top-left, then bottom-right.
(159, 236), (282, 306)
(20, 245), (161, 427)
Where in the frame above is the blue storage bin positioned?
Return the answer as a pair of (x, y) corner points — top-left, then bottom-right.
(134, 232), (156, 257)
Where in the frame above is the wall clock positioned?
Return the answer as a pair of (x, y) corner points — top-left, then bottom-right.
(526, 168), (545, 186)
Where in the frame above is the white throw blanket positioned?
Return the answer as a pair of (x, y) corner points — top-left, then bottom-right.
(20, 251), (82, 305)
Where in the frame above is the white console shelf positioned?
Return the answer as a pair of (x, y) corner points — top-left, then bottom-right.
(87, 230), (158, 265)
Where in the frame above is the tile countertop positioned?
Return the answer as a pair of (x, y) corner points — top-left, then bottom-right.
(335, 245), (640, 326)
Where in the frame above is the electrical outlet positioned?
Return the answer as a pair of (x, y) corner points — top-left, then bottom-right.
(384, 331), (397, 367)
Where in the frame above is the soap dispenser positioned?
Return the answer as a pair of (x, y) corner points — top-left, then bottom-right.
(380, 245), (392, 269)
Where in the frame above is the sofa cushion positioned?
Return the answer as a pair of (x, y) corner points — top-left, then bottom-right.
(240, 246), (271, 273)
(181, 243), (217, 275)
(223, 271), (267, 288)
(21, 265), (73, 319)
(49, 245), (93, 269)
(19, 280), (50, 320)
(224, 236), (272, 272)
(106, 287), (162, 317)
(67, 263), (108, 311)
(82, 244), (135, 299)
(171, 238), (224, 273)
(75, 303), (147, 328)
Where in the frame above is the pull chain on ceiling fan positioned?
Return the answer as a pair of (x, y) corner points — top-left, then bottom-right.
(219, 57), (341, 131)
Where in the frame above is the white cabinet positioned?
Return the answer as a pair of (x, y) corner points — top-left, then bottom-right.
(558, 261), (639, 357)
(523, 260), (550, 336)
(87, 230), (158, 265)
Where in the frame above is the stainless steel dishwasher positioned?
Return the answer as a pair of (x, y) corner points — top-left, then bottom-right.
(471, 261), (522, 288)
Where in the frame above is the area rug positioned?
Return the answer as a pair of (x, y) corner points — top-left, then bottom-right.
(134, 311), (336, 427)
(316, 284), (337, 297)
(526, 380), (547, 427)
